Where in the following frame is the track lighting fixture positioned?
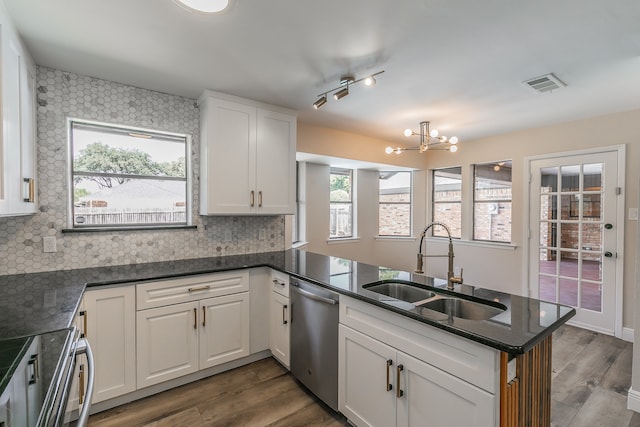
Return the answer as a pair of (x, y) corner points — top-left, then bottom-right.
(312, 70), (384, 109)
(385, 121), (460, 155)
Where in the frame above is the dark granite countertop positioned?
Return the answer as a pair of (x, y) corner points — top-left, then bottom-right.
(0, 249), (575, 355)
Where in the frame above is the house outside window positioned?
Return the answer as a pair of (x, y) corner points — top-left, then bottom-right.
(330, 168), (353, 238)
(68, 119), (191, 229)
(432, 167), (462, 238)
(473, 161), (512, 243)
(379, 171), (412, 236)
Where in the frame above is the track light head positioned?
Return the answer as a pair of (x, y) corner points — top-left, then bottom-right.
(333, 87), (349, 100)
(313, 95), (327, 109)
(364, 75), (376, 86)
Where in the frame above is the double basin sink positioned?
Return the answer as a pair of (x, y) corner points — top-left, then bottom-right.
(364, 281), (506, 321)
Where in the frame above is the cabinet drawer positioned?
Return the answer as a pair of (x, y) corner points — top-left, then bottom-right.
(340, 295), (499, 394)
(270, 270), (289, 297)
(136, 271), (249, 310)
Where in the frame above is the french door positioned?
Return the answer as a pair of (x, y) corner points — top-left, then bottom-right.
(528, 150), (622, 335)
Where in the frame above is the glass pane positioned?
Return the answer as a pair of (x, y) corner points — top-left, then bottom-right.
(433, 167), (461, 202)
(581, 281), (602, 312)
(330, 203), (352, 238)
(73, 178), (187, 226)
(558, 251), (579, 278)
(539, 222), (557, 249)
(433, 203), (461, 238)
(539, 249), (557, 272)
(330, 174), (351, 202)
(540, 194), (557, 220)
(540, 167), (558, 192)
(379, 203), (411, 236)
(583, 163), (603, 190)
(72, 125), (187, 179)
(474, 201), (511, 242)
(539, 274), (557, 303)
(582, 223), (602, 251)
(582, 255), (602, 282)
(559, 278), (578, 306)
(560, 165), (580, 192)
(561, 194), (577, 220)
(560, 223), (579, 250)
(581, 194), (602, 220)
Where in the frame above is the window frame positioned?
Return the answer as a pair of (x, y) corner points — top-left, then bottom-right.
(329, 167), (354, 239)
(67, 118), (192, 230)
(378, 171), (412, 237)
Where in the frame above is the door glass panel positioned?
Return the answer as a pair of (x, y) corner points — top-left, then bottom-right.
(582, 223), (602, 251)
(540, 167), (558, 192)
(561, 195), (576, 220)
(580, 194), (602, 220)
(558, 251), (578, 278)
(539, 222), (557, 249)
(559, 278), (578, 306)
(560, 223), (579, 250)
(539, 274), (556, 303)
(540, 194), (557, 220)
(561, 165), (580, 191)
(581, 281), (602, 312)
(582, 255), (603, 282)
(583, 163), (603, 189)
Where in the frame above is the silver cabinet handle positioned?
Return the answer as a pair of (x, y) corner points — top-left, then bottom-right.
(188, 285), (211, 292)
(272, 279), (285, 287)
(258, 190), (263, 207)
(396, 364), (404, 398)
(282, 304), (288, 325)
(250, 190), (255, 207)
(202, 306), (206, 327)
(295, 287), (337, 305)
(193, 308), (197, 330)
(386, 359), (393, 391)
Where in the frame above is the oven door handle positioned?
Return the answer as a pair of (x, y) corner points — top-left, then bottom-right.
(75, 338), (95, 427)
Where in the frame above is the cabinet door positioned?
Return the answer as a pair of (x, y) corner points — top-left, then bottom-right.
(339, 325), (396, 427)
(17, 55), (37, 213)
(200, 97), (256, 214)
(199, 292), (250, 369)
(269, 291), (290, 368)
(255, 109), (296, 214)
(84, 286), (136, 403)
(396, 352), (496, 427)
(137, 301), (199, 388)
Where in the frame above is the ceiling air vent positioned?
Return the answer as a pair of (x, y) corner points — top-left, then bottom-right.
(523, 73), (566, 93)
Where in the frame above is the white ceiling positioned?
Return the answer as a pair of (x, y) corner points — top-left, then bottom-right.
(4, 0), (640, 145)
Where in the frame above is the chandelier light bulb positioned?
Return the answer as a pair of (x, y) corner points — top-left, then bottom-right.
(404, 128), (413, 137)
(449, 136), (459, 144)
(364, 76), (376, 86)
(385, 146), (394, 154)
(429, 129), (439, 138)
(450, 145), (458, 153)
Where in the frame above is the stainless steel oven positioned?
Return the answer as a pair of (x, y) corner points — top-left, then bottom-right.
(0, 327), (94, 427)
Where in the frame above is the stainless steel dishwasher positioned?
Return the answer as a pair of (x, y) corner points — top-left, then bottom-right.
(290, 278), (339, 412)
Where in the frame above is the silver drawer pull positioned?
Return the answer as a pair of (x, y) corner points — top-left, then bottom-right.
(272, 279), (285, 287)
(188, 285), (211, 292)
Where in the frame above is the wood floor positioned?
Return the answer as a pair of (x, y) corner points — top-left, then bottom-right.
(89, 325), (637, 427)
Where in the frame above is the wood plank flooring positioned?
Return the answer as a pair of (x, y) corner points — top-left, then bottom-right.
(89, 325), (637, 427)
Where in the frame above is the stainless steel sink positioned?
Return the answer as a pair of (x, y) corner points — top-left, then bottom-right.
(418, 297), (505, 320)
(364, 282), (436, 303)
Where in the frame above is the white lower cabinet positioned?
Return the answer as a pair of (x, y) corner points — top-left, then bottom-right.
(269, 291), (290, 367)
(339, 325), (495, 427)
(69, 286), (136, 410)
(136, 291), (250, 388)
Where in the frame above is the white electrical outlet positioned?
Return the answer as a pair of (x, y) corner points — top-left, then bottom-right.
(629, 208), (638, 221)
(43, 236), (57, 253)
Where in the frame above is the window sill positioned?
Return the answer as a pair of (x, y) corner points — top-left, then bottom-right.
(375, 236), (417, 241)
(425, 237), (517, 251)
(62, 225), (197, 233)
(327, 237), (361, 245)
(292, 241), (309, 249)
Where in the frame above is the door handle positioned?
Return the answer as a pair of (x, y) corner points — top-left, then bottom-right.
(604, 251), (614, 258)
(604, 223), (613, 230)
(295, 287), (337, 305)
(258, 190), (263, 207)
(386, 359), (393, 391)
(250, 190), (255, 207)
(202, 306), (206, 327)
(194, 308), (197, 329)
(282, 304), (288, 325)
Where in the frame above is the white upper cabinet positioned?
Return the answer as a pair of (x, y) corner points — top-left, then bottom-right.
(199, 91), (296, 215)
(0, 6), (38, 217)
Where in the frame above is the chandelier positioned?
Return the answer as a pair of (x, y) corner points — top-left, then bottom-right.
(385, 121), (459, 154)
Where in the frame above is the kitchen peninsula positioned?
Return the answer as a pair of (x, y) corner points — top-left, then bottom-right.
(0, 249), (574, 426)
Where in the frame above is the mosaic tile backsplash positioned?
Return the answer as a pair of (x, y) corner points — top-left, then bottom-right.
(0, 67), (285, 276)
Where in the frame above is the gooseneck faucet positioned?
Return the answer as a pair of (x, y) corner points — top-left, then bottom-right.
(415, 222), (463, 290)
